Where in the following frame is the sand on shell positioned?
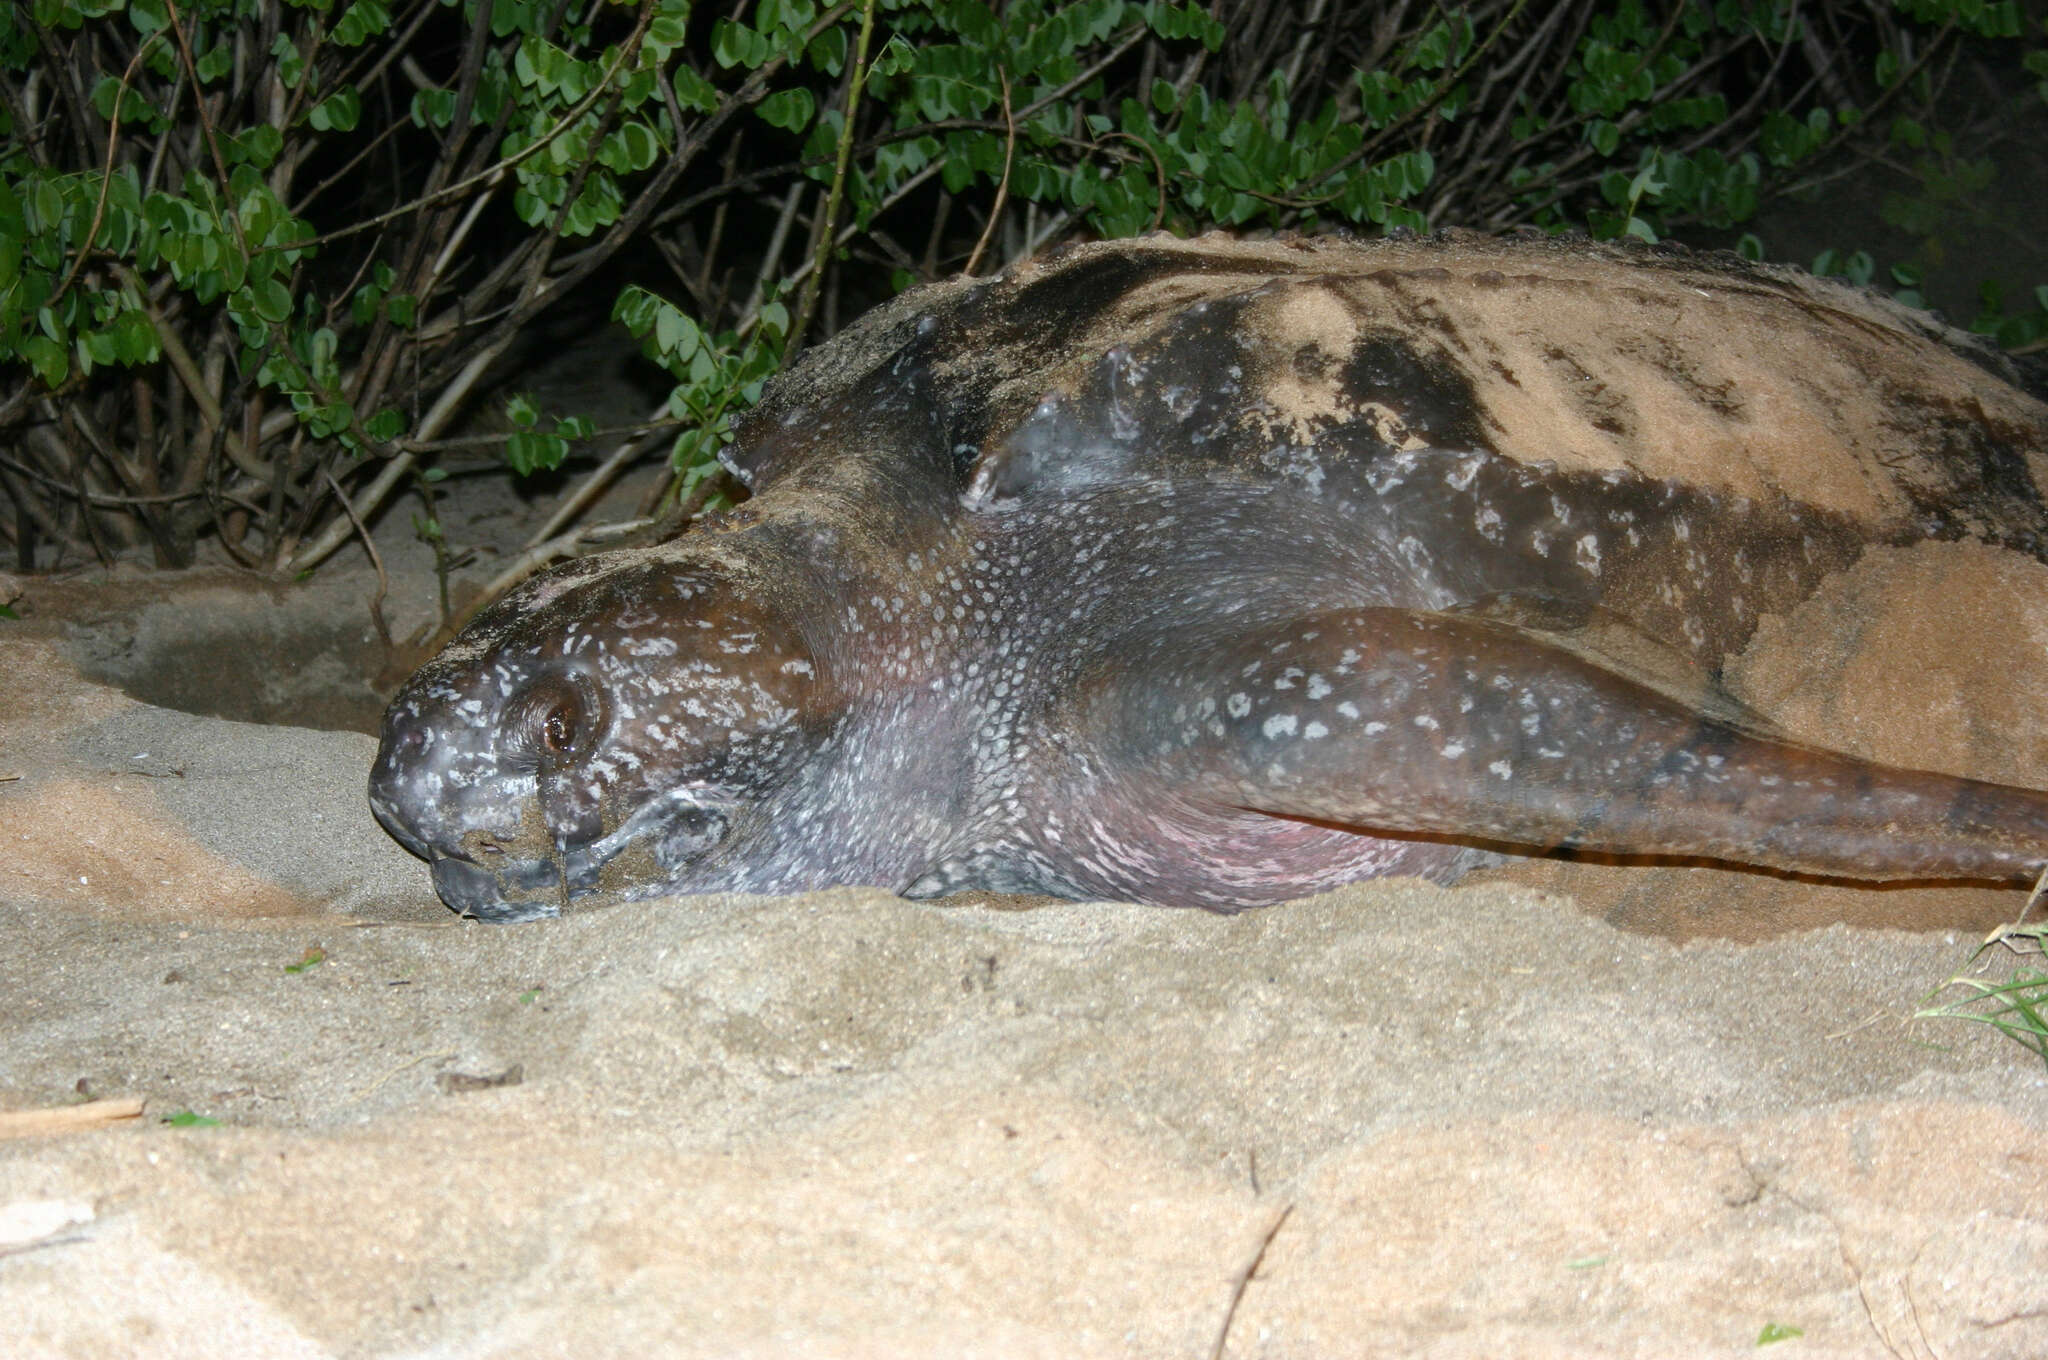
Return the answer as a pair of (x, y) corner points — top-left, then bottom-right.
(5, 513), (2048, 1359)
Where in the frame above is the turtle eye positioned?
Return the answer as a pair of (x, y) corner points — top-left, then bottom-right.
(508, 674), (601, 766)
(542, 703), (578, 755)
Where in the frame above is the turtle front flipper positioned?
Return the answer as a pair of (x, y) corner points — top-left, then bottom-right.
(1092, 607), (2048, 884)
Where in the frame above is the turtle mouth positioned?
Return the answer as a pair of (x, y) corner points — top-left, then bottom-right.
(426, 839), (605, 923)
(419, 790), (733, 922)
(430, 853), (569, 923)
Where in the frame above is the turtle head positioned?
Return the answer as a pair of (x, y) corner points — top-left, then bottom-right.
(370, 549), (828, 921)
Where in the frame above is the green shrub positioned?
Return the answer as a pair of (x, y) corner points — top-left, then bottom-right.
(1, 0), (2041, 579)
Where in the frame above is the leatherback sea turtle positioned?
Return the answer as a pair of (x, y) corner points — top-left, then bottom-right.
(371, 232), (2048, 922)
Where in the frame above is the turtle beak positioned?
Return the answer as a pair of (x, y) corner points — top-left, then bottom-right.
(428, 852), (565, 922)
(368, 726), (434, 860)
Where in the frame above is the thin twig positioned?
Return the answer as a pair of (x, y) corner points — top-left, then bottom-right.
(269, 32), (645, 256)
(286, 334), (510, 572)
(159, 0), (252, 260)
(400, 418), (681, 455)
(0, 1097), (146, 1139)
(1100, 130), (1169, 232)
(521, 421), (674, 552)
(740, 181), (808, 322)
(643, 24), (1149, 241)
(0, 449), (216, 507)
(42, 33), (164, 317)
(2011, 863), (2048, 932)
(1208, 1204), (1293, 1360)
(459, 517), (655, 633)
(1301, 0), (1532, 199)
(787, 0), (881, 362)
(323, 469), (392, 650)
(964, 71), (1015, 276)
(736, 159), (946, 336)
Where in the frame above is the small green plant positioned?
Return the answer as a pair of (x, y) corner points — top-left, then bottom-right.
(1918, 922), (2048, 1068)
(283, 945), (328, 974)
(1972, 281), (2048, 354)
(162, 1109), (220, 1127)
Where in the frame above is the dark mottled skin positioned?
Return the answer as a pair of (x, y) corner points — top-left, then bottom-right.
(371, 232), (2048, 921)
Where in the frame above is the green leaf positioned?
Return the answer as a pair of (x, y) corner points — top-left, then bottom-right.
(127, 0), (168, 36)
(646, 10), (690, 58)
(22, 334), (68, 387)
(112, 310), (158, 363)
(871, 33), (914, 78)
(506, 429), (569, 475)
(272, 33), (305, 89)
(334, 0), (393, 47)
(655, 304), (699, 357)
(28, 180), (61, 234)
(808, 25), (848, 74)
(711, 18), (770, 69)
(941, 151), (975, 194)
(565, 169), (622, 236)
(246, 277), (292, 323)
(1997, 313), (2045, 349)
(599, 121), (662, 172)
(758, 88), (815, 132)
(613, 286), (656, 332)
(163, 1111), (220, 1128)
(511, 186), (550, 225)
(505, 392), (540, 428)
(194, 40), (232, 85)
(1406, 148), (1435, 193)
(1756, 1322), (1803, 1345)
(90, 75), (157, 125)
(411, 87), (456, 128)
(309, 86), (362, 132)
(351, 281), (382, 332)
(236, 125), (283, 169)
(673, 65), (719, 113)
